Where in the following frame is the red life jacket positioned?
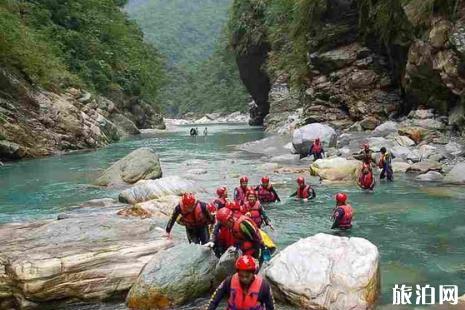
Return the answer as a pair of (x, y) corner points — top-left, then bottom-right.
(297, 185), (311, 199)
(235, 186), (247, 204)
(218, 226), (235, 248)
(178, 202), (211, 228)
(257, 185), (276, 203)
(312, 142), (322, 154)
(213, 197), (227, 210)
(227, 274), (264, 310)
(232, 216), (261, 255)
(336, 204), (353, 229)
(243, 201), (263, 228)
(359, 167), (374, 190)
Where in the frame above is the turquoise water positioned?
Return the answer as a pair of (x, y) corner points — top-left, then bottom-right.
(1, 124), (464, 308)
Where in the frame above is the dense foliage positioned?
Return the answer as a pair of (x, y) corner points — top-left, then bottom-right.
(126, 0), (249, 116)
(0, 0), (165, 103)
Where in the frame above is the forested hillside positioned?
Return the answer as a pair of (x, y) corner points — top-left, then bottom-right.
(126, 0), (249, 116)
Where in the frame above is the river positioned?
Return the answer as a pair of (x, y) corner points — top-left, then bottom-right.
(1, 123), (464, 309)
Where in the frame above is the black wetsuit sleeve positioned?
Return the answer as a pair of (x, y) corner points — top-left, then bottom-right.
(211, 222), (221, 244)
(260, 207), (271, 225)
(331, 207), (344, 229)
(309, 187), (316, 199)
(206, 276), (231, 310)
(260, 280), (275, 310)
(289, 191), (297, 198)
(234, 188), (239, 201)
(271, 187), (280, 202)
(200, 201), (215, 224)
(166, 205), (181, 233)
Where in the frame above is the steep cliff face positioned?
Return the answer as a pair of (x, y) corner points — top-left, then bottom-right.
(230, 0), (465, 133)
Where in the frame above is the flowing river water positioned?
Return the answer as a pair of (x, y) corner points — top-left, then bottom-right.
(1, 124), (464, 309)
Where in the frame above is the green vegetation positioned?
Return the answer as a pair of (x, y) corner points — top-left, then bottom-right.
(0, 0), (165, 103)
(126, 0), (249, 116)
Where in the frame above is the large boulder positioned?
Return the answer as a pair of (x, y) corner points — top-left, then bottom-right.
(265, 233), (380, 309)
(0, 207), (173, 308)
(109, 113), (141, 137)
(371, 121), (398, 137)
(407, 160), (442, 173)
(416, 171), (444, 182)
(95, 148), (162, 187)
(443, 162), (465, 184)
(119, 176), (205, 204)
(0, 141), (28, 160)
(126, 244), (219, 310)
(310, 158), (360, 182)
(292, 123), (337, 155)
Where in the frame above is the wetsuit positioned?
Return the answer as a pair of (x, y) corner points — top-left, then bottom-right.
(165, 202), (214, 244)
(309, 143), (325, 160)
(206, 275), (275, 310)
(379, 152), (394, 181)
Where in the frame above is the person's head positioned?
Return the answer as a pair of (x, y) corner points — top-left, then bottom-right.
(380, 147), (386, 154)
(261, 176), (270, 187)
(297, 176), (305, 187)
(335, 192), (347, 206)
(217, 206), (234, 228)
(216, 186), (228, 198)
(363, 143), (370, 151)
(246, 190), (257, 203)
(235, 255), (257, 286)
(240, 176), (249, 188)
(181, 193), (196, 212)
(315, 138), (320, 144)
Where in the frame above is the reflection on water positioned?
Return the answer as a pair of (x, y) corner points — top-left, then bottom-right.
(1, 124), (464, 308)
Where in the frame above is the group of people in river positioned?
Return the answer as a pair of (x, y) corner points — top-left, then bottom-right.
(163, 137), (393, 309)
(189, 127), (208, 136)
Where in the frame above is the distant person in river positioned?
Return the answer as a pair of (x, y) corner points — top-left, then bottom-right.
(309, 138), (325, 161)
(379, 147), (394, 181)
(206, 255), (275, 310)
(331, 193), (353, 230)
(234, 176), (249, 205)
(212, 186), (229, 210)
(255, 176), (281, 203)
(207, 207), (265, 266)
(204, 127), (208, 136)
(290, 176), (316, 200)
(243, 190), (272, 229)
(165, 193), (215, 244)
(189, 127), (198, 136)
(358, 162), (376, 190)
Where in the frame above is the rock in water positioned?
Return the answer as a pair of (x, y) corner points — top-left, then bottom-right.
(310, 157), (360, 182)
(126, 244), (219, 310)
(95, 148), (162, 186)
(119, 176), (205, 204)
(416, 171), (444, 182)
(265, 233), (380, 309)
(292, 123), (336, 155)
(407, 160), (442, 174)
(443, 162), (465, 184)
(214, 247), (240, 285)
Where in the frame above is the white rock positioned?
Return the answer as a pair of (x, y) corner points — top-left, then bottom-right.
(443, 162), (465, 184)
(392, 161), (411, 173)
(367, 137), (395, 151)
(419, 145), (437, 160)
(372, 121), (398, 137)
(445, 141), (463, 155)
(394, 135), (415, 147)
(265, 233), (380, 309)
(292, 123), (336, 155)
(416, 171), (444, 182)
(310, 157), (360, 182)
(269, 154), (300, 163)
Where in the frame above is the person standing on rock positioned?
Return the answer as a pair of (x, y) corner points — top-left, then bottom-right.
(234, 176), (249, 205)
(206, 255), (275, 310)
(331, 193), (353, 230)
(290, 176), (316, 201)
(309, 138), (325, 161)
(379, 147), (394, 181)
(243, 190), (272, 229)
(165, 193), (215, 244)
(208, 207), (265, 266)
(255, 176), (280, 203)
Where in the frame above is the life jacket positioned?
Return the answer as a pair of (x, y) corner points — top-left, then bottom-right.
(359, 165), (374, 190)
(213, 197), (228, 210)
(312, 142), (322, 154)
(232, 216), (261, 254)
(257, 185), (276, 203)
(335, 204), (353, 229)
(234, 186), (248, 204)
(177, 202), (211, 228)
(227, 274), (264, 310)
(243, 201), (263, 228)
(218, 226), (235, 248)
(297, 185), (311, 199)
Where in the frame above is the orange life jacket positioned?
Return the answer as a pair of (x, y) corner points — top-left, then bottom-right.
(227, 274), (264, 310)
(257, 185), (276, 203)
(243, 201), (262, 228)
(178, 202), (211, 228)
(297, 185), (311, 199)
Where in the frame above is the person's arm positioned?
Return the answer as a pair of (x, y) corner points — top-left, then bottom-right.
(331, 208), (344, 229)
(206, 277), (231, 310)
(309, 187), (316, 199)
(270, 187), (280, 202)
(260, 207), (271, 226)
(200, 202), (215, 224)
(289, 191), (298, 198)
(308, 144), (314, 155)
(260, 280), (275, 310)
(233, 188), (239, 201)
(210, 222), (221, 244)
(166, 205), (181, 233)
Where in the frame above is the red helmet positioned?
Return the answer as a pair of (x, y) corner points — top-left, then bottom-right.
(261, 176), (270, 184)
(297, 176), (305, 184)
(246, 190), (257, 198)
(181, 193), (196, 210)
(336, 192), (348, 203)
(216, 207), (233, 224)
(216, 186), (227, 197)
(235, 255), (257, 272)
(240, 176), (249, 183)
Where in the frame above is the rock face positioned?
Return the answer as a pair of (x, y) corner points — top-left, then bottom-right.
(126, 244), (219, 310)
(292, 123), (337, 155)
(265, 233), (380, 309)
(0, 205), (173, 308)
(95, 148), (162, 187)
(118, 176), (205, 204)
(310, 158), (360, 182)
